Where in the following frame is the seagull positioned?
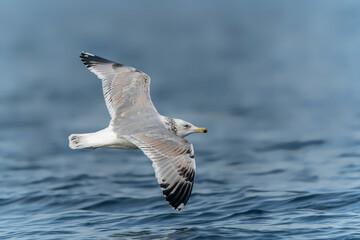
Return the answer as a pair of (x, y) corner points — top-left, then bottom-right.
(69, 52), (208, 211)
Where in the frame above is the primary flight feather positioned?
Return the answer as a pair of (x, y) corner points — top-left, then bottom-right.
(69, 52), (207, 211)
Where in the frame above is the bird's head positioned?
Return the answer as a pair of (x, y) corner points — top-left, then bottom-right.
(173, 118), (208, 138)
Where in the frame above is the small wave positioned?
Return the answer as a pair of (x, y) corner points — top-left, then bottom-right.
(68, 174), (103, 181)
(81, 196), (161, 212)
(255, 140), (325, 152)
(249, 169), (285, 176)
(338, 153), (360, 158)
(285, 192), (360, 211)
(221, 209), (271, 221)
(28, 176), (62, 185)
(51, 183), (83, 191)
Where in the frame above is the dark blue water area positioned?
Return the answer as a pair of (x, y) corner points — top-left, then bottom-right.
(1, 1), (360, 239)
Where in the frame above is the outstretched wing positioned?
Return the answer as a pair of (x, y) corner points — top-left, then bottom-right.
(123, 134), (196, 211)
(80, 52), (155, 119)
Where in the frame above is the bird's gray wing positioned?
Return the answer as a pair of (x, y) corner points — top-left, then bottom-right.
(123, 133), (196, 211)
(80, 52), (156, 119)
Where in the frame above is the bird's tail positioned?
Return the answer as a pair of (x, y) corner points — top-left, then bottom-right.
(69, 127), (115, 149)
(68, 133), (99, 149)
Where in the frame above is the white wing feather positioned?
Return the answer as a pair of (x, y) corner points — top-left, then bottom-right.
(80, 52), (153, 119)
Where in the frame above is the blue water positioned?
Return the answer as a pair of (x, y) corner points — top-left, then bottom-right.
(1, 1), (360, 239)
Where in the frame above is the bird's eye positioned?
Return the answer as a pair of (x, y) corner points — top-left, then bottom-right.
(184, 124), (190, 128)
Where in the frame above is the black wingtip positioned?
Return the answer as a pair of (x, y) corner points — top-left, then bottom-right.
(162, 180), (193, 211)
(80, 51), (95, 60)
(79, 51), (125, 69)
(79, 51), (115, 68)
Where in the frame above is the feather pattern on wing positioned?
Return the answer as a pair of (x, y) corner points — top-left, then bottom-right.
(123, 134), (196, 211)
(80, 52), (154, 119)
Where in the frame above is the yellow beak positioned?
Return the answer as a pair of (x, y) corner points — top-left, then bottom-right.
(195, 127), (208, 133)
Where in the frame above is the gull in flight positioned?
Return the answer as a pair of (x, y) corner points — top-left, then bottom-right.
(69, 52), (208, 211)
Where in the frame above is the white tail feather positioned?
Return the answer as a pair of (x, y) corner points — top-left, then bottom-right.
(68, 128), (115, 149)
(68, 127), (138, 150)
(69, 133), (97, 149)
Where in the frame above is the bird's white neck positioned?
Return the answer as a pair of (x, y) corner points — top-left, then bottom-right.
(159, 115), (178, 135)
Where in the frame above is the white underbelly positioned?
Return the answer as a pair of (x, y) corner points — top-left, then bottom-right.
(86, 127), (139, 150)
(102, 136), (138, 150)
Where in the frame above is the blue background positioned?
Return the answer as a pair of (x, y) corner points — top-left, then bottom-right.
(1, 1), (360, 239)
